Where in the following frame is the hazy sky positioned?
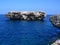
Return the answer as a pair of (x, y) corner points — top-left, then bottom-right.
(0, 0), (60, 14)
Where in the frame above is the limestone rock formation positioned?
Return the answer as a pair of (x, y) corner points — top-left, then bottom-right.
(6, 11), (46, 20)
(50, 15), (60, 27)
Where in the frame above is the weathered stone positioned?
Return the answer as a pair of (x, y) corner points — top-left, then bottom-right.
(6, 11), (45, 20)
(51, 39), (60, 45)
(50, 15), (60, 28)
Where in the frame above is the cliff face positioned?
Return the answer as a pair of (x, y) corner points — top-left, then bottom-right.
(50, 15), (60, 27)
(6, 11), (45, 20)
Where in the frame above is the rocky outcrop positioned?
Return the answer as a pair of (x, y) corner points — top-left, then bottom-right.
(51, 39), (60, 45)
(6, 11), (46, 20)
(50, 15), (60, 28)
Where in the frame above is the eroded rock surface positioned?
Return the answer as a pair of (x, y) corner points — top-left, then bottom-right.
(51, 39), (60, 45)
(50, 15), (60, 28)
(6, 11), (46, 20)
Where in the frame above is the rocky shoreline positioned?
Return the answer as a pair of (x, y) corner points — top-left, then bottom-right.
(6, 11), (46, 20)
(51, 39), (60, 45)
(50, 15), (60, 28)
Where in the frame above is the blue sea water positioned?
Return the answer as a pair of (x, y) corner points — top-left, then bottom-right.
(0, 15), (60, 45)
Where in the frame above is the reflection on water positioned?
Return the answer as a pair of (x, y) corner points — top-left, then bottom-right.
(0, 15), (60, 45)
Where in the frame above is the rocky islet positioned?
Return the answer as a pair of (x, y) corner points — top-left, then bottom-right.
(6, 11), (46, 20)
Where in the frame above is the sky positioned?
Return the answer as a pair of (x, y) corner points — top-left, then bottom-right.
(0, 0), (60, 14)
